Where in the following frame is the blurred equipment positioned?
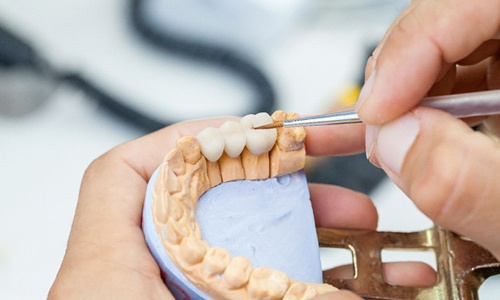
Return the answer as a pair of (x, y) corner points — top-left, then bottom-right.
(131, 0), (308, 59)
(1, 0), (314, 131)
(0, 21), (180, 131)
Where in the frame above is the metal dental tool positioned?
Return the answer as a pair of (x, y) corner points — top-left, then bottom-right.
(254, 89), (500, 129)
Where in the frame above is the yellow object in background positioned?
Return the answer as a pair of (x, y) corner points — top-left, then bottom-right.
(338, 83), (361, 107)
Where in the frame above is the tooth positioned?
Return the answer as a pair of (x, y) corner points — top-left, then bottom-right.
(177, 136), (202, 164)
(273, 111), (306, 151)
(223, 256), (253, 289)
(202, 247), (231, 276)
(179, 237), (208, 265)
(219, 121), (246, 158)
(283, 282), (317, 300)
(248, 267), (289, 299)
(196, 127), (225, 162)
(241, 113), (277, 155)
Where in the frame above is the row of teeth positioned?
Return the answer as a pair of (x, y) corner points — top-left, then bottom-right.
(163, 225), (325, 299)
(152, 110), (338, 298)
(196, 113), (277, 162)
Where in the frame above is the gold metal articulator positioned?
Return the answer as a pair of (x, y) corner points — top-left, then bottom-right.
(318, 226), (500, 299)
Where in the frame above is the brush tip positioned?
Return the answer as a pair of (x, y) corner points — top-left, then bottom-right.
(253, 121), (283, 130)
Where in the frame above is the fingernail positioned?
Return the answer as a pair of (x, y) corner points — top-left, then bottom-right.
(375, 113), (420, 175)
(355, 71), (375, 112)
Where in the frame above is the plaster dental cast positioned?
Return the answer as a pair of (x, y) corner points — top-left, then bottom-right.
(143, 111), (335, 299)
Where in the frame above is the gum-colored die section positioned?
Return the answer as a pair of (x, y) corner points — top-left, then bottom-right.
(218, 153), (245, 182)
(206, 161), (222, 187)
(241, 148), (269, 180)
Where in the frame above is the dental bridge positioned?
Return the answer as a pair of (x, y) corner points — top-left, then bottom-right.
(146, 110), (500, 300)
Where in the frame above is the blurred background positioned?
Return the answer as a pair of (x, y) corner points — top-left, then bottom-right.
(0, 0), (498, 298)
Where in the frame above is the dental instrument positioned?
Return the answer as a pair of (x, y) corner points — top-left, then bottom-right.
(255, 89), (500, 129)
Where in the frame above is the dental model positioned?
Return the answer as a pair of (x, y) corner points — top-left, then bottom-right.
(143, 111), (338, 299)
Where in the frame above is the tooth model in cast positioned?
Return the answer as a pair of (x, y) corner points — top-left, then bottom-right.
(143, 111), (338, 299)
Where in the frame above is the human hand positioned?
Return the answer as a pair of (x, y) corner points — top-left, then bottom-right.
(354, 0), (500, 259)
(48, 116), (386, 299)
(48, 119), (234, 299)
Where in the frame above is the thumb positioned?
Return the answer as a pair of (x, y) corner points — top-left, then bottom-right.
(366, 107), (500, 258)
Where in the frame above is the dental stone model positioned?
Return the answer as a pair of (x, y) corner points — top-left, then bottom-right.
(142, 111), (338, 299)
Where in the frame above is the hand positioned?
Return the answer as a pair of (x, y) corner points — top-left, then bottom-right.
(48, 117), (380, 299)
(48, 118), (232, 299)
(354, 0), (500, 259)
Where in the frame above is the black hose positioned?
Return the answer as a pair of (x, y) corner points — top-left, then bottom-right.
(129, 0), (276, 115)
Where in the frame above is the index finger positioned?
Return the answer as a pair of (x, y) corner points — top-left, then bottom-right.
(305, 123), (366, 157)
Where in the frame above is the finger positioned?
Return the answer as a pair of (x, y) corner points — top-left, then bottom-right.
(305, 123), (365, 157)
(309, 183), (378, 230)
(114, 117), (236, 181)
(74, 118), (236, 230)
(366, 0), (420, 77)
(324, 262), (436, 287)
(312, 290), (363, 300)
(356, 0), (500, 125)
(367, 107), (500, 259)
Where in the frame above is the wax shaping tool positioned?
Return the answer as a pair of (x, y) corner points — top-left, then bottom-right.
(318, 226), (500, 299)
(255, 90), (500, 129)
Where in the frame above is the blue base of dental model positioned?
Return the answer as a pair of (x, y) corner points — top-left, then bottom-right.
(143, 168), (322, 299)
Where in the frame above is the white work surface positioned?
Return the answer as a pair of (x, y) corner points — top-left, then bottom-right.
(0, 1), (498, 298)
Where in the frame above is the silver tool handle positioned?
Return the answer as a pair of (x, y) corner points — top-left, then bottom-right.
(421, 89), (500, 118)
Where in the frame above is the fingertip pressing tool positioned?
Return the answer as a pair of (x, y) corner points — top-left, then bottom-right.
(255, 89), (500, 129)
